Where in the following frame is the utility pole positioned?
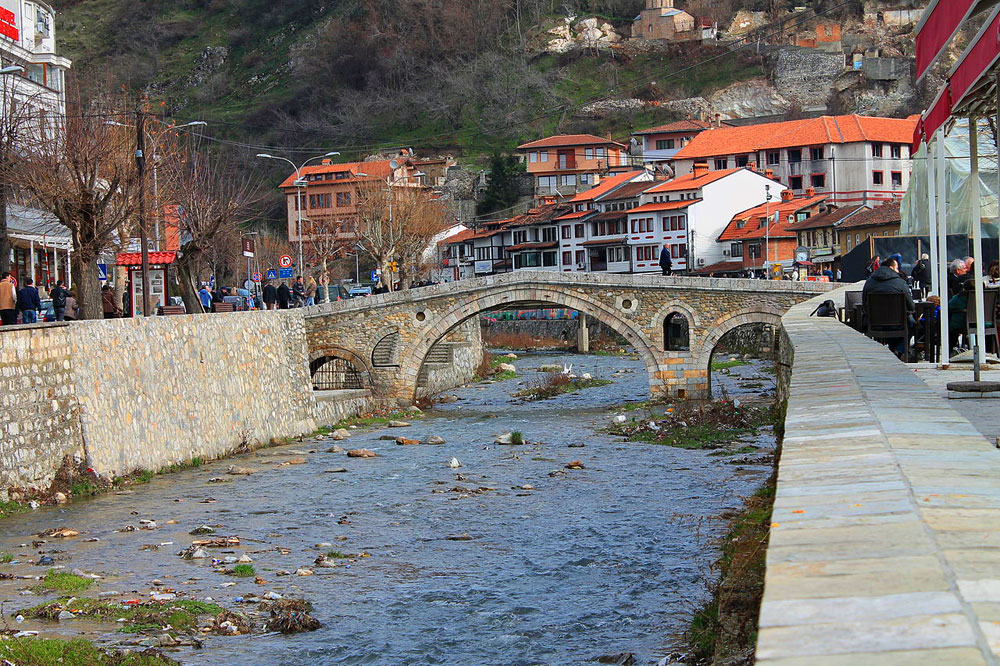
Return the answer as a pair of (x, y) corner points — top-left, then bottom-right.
(135, 106), (151, 317)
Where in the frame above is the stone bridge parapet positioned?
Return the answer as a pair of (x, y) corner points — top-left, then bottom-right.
(304, 272), (835, 403)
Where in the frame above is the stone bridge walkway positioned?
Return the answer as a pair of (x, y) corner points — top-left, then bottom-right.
(760, 288), (1000, 665)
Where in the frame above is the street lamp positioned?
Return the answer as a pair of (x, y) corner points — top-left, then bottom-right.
(764, 184), (773, 279)
(257, 151), (340, 274)
(0, 65), (23, 75)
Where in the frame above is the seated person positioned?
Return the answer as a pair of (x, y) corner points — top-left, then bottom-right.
(948, 282), (971, 351)
(863, 256), (915, 357)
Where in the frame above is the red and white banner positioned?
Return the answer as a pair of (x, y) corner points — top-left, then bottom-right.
(916, 0), (981, 81)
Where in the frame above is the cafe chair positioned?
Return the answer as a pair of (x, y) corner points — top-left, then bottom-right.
(864, 292), (911, 361)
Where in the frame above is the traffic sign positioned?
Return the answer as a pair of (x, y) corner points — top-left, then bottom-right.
(265, 269), (278, 280)
(97, 263), (108, 281)
(279, 268), (294, 279)
(251, 271), (262, 282)
(279, 255), (292, 268)
(242, 238), (255, 258)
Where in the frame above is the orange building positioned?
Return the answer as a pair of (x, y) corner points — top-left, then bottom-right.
(713, 190), (829, 274)
(517, 134), (630, 199)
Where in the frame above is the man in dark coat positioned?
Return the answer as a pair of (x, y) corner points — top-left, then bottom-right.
(911, 253), (932, 293)
(863, 256), (914, 356)
(276, 281), (291, 309)
(658, 246), (673, 276)
(16, 277), (41, 324)
(262, 281), (278, 310)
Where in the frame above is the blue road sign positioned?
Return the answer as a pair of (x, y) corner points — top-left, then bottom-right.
(97, 263), (108, 281)
(265, 269), (278, 280)
(279, 268), (294, 279)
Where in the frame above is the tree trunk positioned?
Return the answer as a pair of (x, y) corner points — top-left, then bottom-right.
(0, 181), (8, 276)
(176, 253), (204, 314)
(72, 252), (103, 320)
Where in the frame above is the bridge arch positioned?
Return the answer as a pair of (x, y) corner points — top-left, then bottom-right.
(397, 285), (659, 402)
(696, 307), (785, 395)
(308, 347), (374, 391)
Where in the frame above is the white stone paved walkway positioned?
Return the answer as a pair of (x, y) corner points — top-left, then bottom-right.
(757, 291), (1000, 665)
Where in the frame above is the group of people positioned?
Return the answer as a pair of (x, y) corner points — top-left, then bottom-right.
(261, 275), (324, 310)
(0, 272), (78, 326)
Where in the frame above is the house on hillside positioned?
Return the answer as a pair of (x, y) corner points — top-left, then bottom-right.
(517, 134), (630, 199)
(625, 165), (785, 274)
(670, 114), (918, 207)
(632, 118), (733, 166)
(632, 0), (696, 40)
(710, 190), (829, 276)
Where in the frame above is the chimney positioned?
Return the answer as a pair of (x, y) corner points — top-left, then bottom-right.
(780, 189), (795, 202)
(321, 159), (331, 165)
(693, 162), (709, 179)
(747, 161), (756, 171)
(764, 169), (774, 179)
(715, 112), (722, 128)
(806, 187), (816, 196)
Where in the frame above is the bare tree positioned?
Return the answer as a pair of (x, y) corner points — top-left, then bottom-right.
(171, 148), (262, 313)
(9, 90), (138, 319)
(304, 215), (351, 279)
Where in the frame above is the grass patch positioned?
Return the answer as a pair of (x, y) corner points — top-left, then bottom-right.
(69, 480), (99, 497)
(608, 400), (776, 450)
(21, 597), (224, 634)
(133, 469), (155, 484)
(332, 409), (413, 430)
(510, 431), (525, 445)
(1, 551), (13, 563)
(0, 637), (180, 665)
(325, 550), (348, 559)
(0, 500), (27, 520)
(311, 425), (332, 436)
(159, 458), (204, 474)
(515, 373), (612, 401)
(711, 359), (750, 371)
(230, 564), (255, 577)
(35, 570), (93, 593)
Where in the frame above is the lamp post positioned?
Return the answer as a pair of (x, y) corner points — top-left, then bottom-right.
(764, 184), (773, 278)
(256, 152), (340, 275)
(0, 65), (23, 277)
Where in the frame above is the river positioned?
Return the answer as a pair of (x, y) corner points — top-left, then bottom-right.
(0, 350), (775, 665)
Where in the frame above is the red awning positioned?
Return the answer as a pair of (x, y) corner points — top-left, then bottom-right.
(117, 251), (177, 266)
(915, 0), (989, 81)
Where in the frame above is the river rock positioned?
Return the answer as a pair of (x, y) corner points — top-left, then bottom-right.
(518, 484), (535, 490)
(264, 591), (282, 600)
(396, 437), (420, 446)
(496, 363), (516, 374)
(448, 457), (462, 469)
(238, 554), (253, 563)
(190, 525), (215, 535)
(495, 433), (513, 445)
(53, 492), (68, 504)
(346, 449), (377, 458)
(326, 445), (345, 453)
(324, 468), (349, 473)
(406, 406), (423, 414)
(539, 364), (562, 372)
(568, 443), (585, 448)
(57, 610), (75, 620)
(440, 395), (459, 403)
(227, 465), (255, 476)
(597, 653), (636, 665)
(422, 435), (446, 445)
(295, 568), (314, 576)
(377, 435), (396, 441)
(504, 353), (518, 359)
(279, 457), (307, 465)
(565, 460), (585, 470)
(388, 420), (410, 427)
(581, 373), (592, 380)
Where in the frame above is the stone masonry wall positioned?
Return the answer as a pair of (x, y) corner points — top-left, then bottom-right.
(418, 318), (484, 397)
(0, 325), (83, 495)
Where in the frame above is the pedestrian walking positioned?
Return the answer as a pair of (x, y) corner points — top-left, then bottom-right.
(0, 272), (18, 325)
(198, 284), (213, 313)
(101, 285), (121, 319)
(18, 278), (42, 324)
(50, 279), (68, 321)
(262, 281), (277, 310)
(658, 245), (673, 276)
(292, 276), (305, 306)
(277, 281), (291, 309)
(304, 276), (317, 307)
(62, 292), (79, 321)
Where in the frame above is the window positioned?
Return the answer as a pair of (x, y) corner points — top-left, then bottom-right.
(810, 173), (826, 188)
(575, 250), (586, 266)
(542, 251), (558, 267)
(529, 152), (538, 163)
(537, 175), (556, 191)
(635, 245), (657, 262)
(890, 144), (901, 159)
(736, 155), (749, 167)
(560, 174), (576, 187)
(514, 252), (540, 269)
(595, 148), (607, 159)
(336, 172), (349, 180)
(335, 192), (350, 207)
(671, 244), (682, 258)
(585, 148), (594, 159)
(891, 171), (902, 188)
(561, 226), (572, 239)
(293, 194), (306, 210)
(580, 173), (593, 185)
(575, 224), (585, 238)
(475, 246), (492, 260)
(631, 217), (653, 233)
(855, 233), (860, 243)
(714, 158), (728, 170)
(607, 246), (628, 263)
(562, 251), (572, 265)
(748, 243), (761, 258)
(539, 150), (548, 162)
(767, 151), (780, 166)
(788, 149), (802, 163)
(656, 139), (675, 150)
(872, 170), (884, 185)
(542, 227), (557, 243)
(810, 147), (823, 161)
(789, 176), (803, 190)
(513, 230), (528, 245)
(872, 143), (883, 158)
(730, 243), (743, 257)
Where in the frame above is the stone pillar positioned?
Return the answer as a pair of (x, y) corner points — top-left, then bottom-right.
(576, 314), (590, 353)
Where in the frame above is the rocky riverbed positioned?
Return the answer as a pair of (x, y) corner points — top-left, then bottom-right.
(0, 351), (776, 665)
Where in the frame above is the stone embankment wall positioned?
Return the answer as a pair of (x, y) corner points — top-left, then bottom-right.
(0, 309), (480, 499)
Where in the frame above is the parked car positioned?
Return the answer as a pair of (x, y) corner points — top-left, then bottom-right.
(348, 286), (373, 298)
(41, 298), (55, 322)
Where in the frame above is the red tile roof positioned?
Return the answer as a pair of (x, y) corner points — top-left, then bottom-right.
(567, 171), (646, 204)
(632, 119), (731, 135)
(598, 179), (658, 200)
(787, 205), (863, 230)
(517, 134), (627, 150)
(117, 251), (176, 266)
(629, 199), (702, 214)
(554, 209), (595, 221)
(718, 195), (828, 241)
(504, 203), (572, 228)
(278, 160), (394, 189)
(507, 241), (559, 251)
(693, 260), (747, 275)
(438, 228), (477, 246)
(673, 115), (919, 160)
(837, 200), (901, 229)
(645, 168), (742, 193)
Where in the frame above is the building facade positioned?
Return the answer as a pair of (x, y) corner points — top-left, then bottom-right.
(517, 134), (630, 198)
(632, 118), (729, 166)
(0, 0), (70, 128)
(632, 0), (696, 40)
(670, 114), (918, 206)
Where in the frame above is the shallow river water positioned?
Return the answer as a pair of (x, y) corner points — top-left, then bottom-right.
(0, 351), (774, 665)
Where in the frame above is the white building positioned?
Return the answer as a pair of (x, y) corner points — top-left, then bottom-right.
(0, 0), (70, 130)
(626, 165), (786, 273)
(670, 114), (916, 207)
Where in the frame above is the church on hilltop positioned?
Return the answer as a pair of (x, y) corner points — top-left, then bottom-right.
(632, 0), (696, 40)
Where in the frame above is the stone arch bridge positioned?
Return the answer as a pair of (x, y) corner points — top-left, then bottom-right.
(303, 272), (835, 404)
